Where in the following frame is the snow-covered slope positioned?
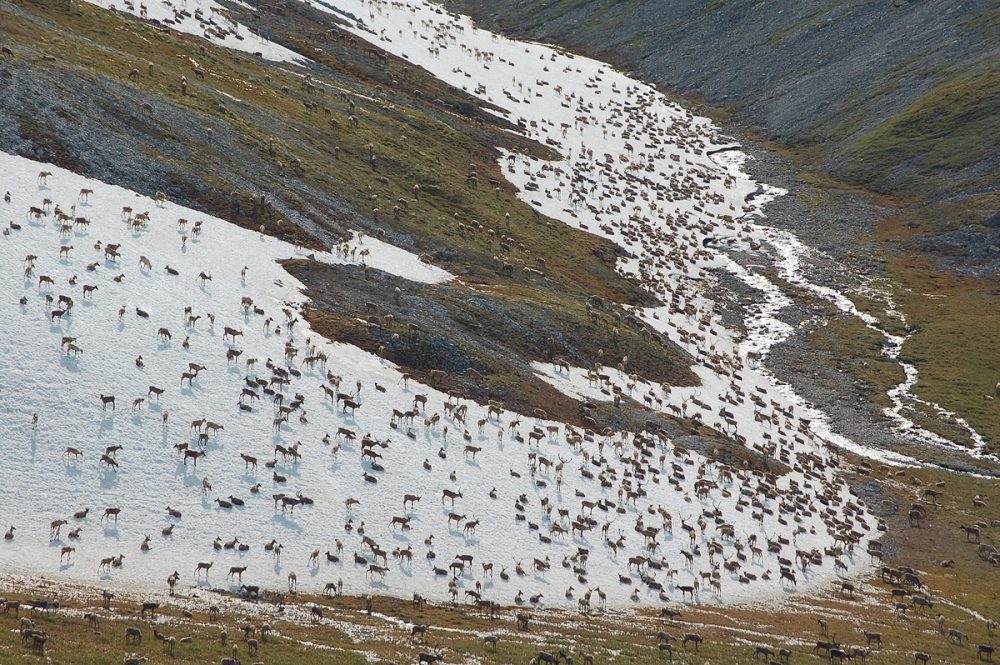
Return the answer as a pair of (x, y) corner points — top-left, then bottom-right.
(307, 0), (984, 463)
(0, 150), (871, 607)
(79, 0), (981, 467)
(81, 0), (308, 64)
(0, 0), (895, 610)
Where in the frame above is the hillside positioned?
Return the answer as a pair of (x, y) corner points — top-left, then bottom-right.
(451, 0), (1000, 453)
(452, 0), (1000, 219)
(0, 0), (872, 604)
(0, 1), (999, 664)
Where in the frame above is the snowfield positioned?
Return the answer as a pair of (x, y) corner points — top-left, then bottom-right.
(0, 151), (871, 607)
(0, 0), (893, 610)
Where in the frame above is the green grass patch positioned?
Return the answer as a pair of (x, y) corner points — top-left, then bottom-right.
(833, 63), (1000, 197)
(890, 255), (1000, 452)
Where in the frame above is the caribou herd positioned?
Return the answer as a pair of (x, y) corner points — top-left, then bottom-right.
(1, 0), (885, 621)
(2, 0), (998, 662)
(1, 151), (877, 618)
